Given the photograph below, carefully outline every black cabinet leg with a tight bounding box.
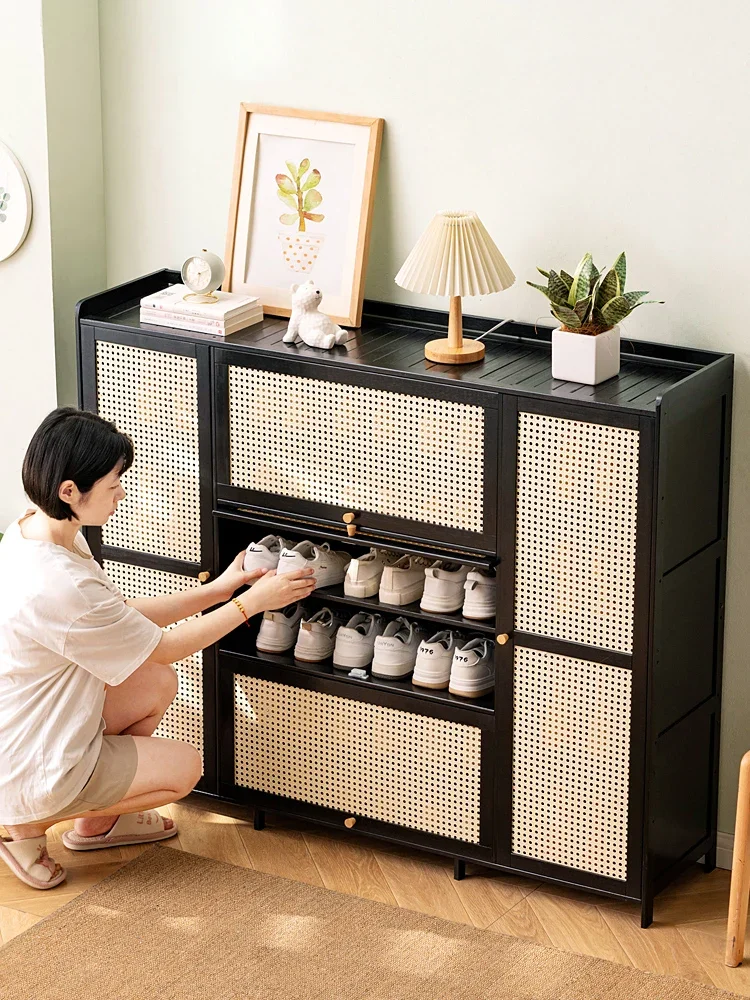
[254,809,266,831]
[640,894,653,928]
[454,858,466,881]
[704,845,717,873]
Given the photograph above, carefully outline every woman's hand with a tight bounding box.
[211,550,269,602]
[238,567,316,615]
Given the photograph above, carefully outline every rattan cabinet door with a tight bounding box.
[103,559,216,793]
[214,351,499,555]
[80,328,212,572]
[496,397,650,897]
[225,664,493,853]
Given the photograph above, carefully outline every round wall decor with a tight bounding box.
[0,140,32,262]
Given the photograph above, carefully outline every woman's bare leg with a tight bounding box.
[5,735,202,841]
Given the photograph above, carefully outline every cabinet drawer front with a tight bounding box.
[221,360,497,550]
[512,646,631,881]
[515,411,639,653]
[234,674,482,843]
[104,560,205,764]
[96,340,201,562]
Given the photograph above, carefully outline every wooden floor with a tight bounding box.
[1,797,747,994]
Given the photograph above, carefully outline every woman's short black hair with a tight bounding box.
[22,407,134,521]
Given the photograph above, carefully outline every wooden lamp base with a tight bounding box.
[425,295,485,365]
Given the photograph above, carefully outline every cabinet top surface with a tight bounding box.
[78,270,732,414]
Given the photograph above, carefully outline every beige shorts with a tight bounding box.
[43,735,139,822]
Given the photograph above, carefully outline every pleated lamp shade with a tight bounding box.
[395,211,515,364]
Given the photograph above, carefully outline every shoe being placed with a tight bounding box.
[276,540,350,589]
[243,535,294,578]
[378,555,431,606]
[333,612,385,670]
[344,548,399,598]
[293,607,347,662]
[462,568,497,620]
[420,561,470,614]
[448,637,495,699]
[256,602,305,654]
[412,630,461,690]
[371,617,427,679]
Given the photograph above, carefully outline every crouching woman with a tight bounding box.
[0,407,315,889]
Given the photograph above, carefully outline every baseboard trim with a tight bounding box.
[699,831,733,870]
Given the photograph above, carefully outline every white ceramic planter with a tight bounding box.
[551,324,621,385]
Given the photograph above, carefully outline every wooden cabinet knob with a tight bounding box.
[342,512,357,536]
[496,633,509,645]
[198,571,211,583]
[344,817,357,829]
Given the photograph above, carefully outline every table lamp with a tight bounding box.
[395,210,515,364]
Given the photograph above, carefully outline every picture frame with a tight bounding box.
[224,104,383,328]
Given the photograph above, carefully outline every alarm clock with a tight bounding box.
[181,250,226,303]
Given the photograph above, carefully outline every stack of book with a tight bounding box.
[140,285,263,336]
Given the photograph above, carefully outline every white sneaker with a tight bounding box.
[256,602,305,653]
[333,612,385,670]
[371,617,426,679]
[293,607,346,662]
[344,548,399,598]
[462,568,496,620]
[448,637,495,698]
[378,555,431,606]
[277,541,350,589]
[412,630,460,690]
[420,561,470,614]
[243,535,294,578]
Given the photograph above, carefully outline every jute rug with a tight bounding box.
[0,847,740,1000]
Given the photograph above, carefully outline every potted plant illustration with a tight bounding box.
[277,158,325,275]
[528,252,662,385]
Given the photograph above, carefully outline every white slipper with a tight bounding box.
[61,810,178,851]
[0,835,66,889]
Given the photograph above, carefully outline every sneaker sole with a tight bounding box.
[420,596,465,613]
[448,684,494,698]
[256,640,295,654]
[461,601,496,620]
[333,651,374,669]
[379,584,424,605]
[344,579,381,598]
[294,652,334,663]
[412,676,450,690]
[371,665,414,679]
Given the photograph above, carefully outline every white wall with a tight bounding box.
[98,0,750,833]
[0,2,57,530]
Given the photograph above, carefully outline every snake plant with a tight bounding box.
[528,252,662,335]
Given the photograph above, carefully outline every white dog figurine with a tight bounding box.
[283,280,348,349]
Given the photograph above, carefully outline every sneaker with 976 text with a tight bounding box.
[448,637,495,699]
[412,630,460,690]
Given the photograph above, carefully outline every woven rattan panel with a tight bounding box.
[104,560,204,762]
[515,412,639,654]
[234,675,482,842]
[228,366,485,533]
[97,341,200,563]
[512,646,632,880]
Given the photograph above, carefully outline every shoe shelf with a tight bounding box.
[305,582,496,637]
[220,630,495,717]
[216,505,496,571]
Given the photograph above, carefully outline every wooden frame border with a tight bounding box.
[223,104,383,328]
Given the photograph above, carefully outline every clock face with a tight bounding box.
[185,257,212,292]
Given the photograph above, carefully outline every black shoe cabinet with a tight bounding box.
[76,269,733,926]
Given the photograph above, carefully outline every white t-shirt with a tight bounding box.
[0,510,164,823]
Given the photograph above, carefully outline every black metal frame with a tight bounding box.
[75,273,733,917]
